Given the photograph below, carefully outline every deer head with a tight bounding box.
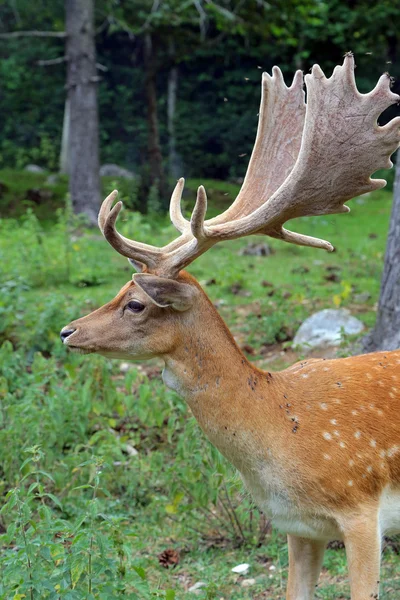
[60,272,204,359]
[61,54,400,361]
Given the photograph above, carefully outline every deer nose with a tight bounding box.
[60,328,76,343]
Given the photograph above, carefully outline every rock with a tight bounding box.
[46,174,60,185]
[231,563,250,575]
[188,582,207,592]
[24,164,46,173]
[239,242,273,256]
[354,292,371,303]
[241,578,256,587]
[124,443,138,457]
[293,309,364,350]
[100,163,135,179]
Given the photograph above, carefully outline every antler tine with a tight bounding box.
[289,68,304,90]
[275,228,335,252]
[169,178,189,233]
[99,193,161,269]
[191,186,209,240]
[98,190,118,233]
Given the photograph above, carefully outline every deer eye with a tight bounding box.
[125,300,145,313]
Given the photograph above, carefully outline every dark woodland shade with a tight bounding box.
[0,0,399,181]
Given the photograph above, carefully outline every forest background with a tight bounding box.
[1,0,399,205]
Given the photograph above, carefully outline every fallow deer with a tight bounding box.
[61,54,400,599]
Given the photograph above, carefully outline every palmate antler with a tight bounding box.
[98,54,400,278]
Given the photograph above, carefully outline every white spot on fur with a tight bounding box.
[323,453,331,460]
[352,410,358,416]
[323,432,332,441]
[348,480,353,487]
[388,446,399,458]
[354,431,361,439]
[339,441,346,448]
[349,460,355,467]
[370,440,377,448]
[330,419,337,425]
[320,403,328,410]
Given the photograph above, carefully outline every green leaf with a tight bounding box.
[133,565,147,581]
[44,492,63,510]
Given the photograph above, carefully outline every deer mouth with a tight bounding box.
[67,345,93,355]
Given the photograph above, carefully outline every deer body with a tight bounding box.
[61,56,400,598]
[162,277,400,543]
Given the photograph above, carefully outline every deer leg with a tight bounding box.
[343,512,381,600]
[286,534,325,600]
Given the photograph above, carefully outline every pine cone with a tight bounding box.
[158,548,180,568]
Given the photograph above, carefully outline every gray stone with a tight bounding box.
[46,174,60,185]
[25,164,46,173]
[241,578,256,587]
[188,582,207,593]
[231,563,250,574]
[293,309,364,350]
[239,242,273,256]
[100,163,135,179]
[354,292,371,303]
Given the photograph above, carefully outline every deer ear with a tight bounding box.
[133,274,197,311]
[128,258,145,273]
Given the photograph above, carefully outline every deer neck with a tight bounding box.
[162,298,274,469]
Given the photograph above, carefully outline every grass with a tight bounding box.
[0,170,399,598]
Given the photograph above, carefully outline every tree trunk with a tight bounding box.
[363,157,400,352]
[143,33,166,209]
[59,97,70,174]
[65,0,100,224]
[167,64,180,180]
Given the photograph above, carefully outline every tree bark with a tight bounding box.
[60,97,70,174]
[143,33,166,209]
[363,157,400,352]
[65,0,100,224]
[167,64,180,180]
